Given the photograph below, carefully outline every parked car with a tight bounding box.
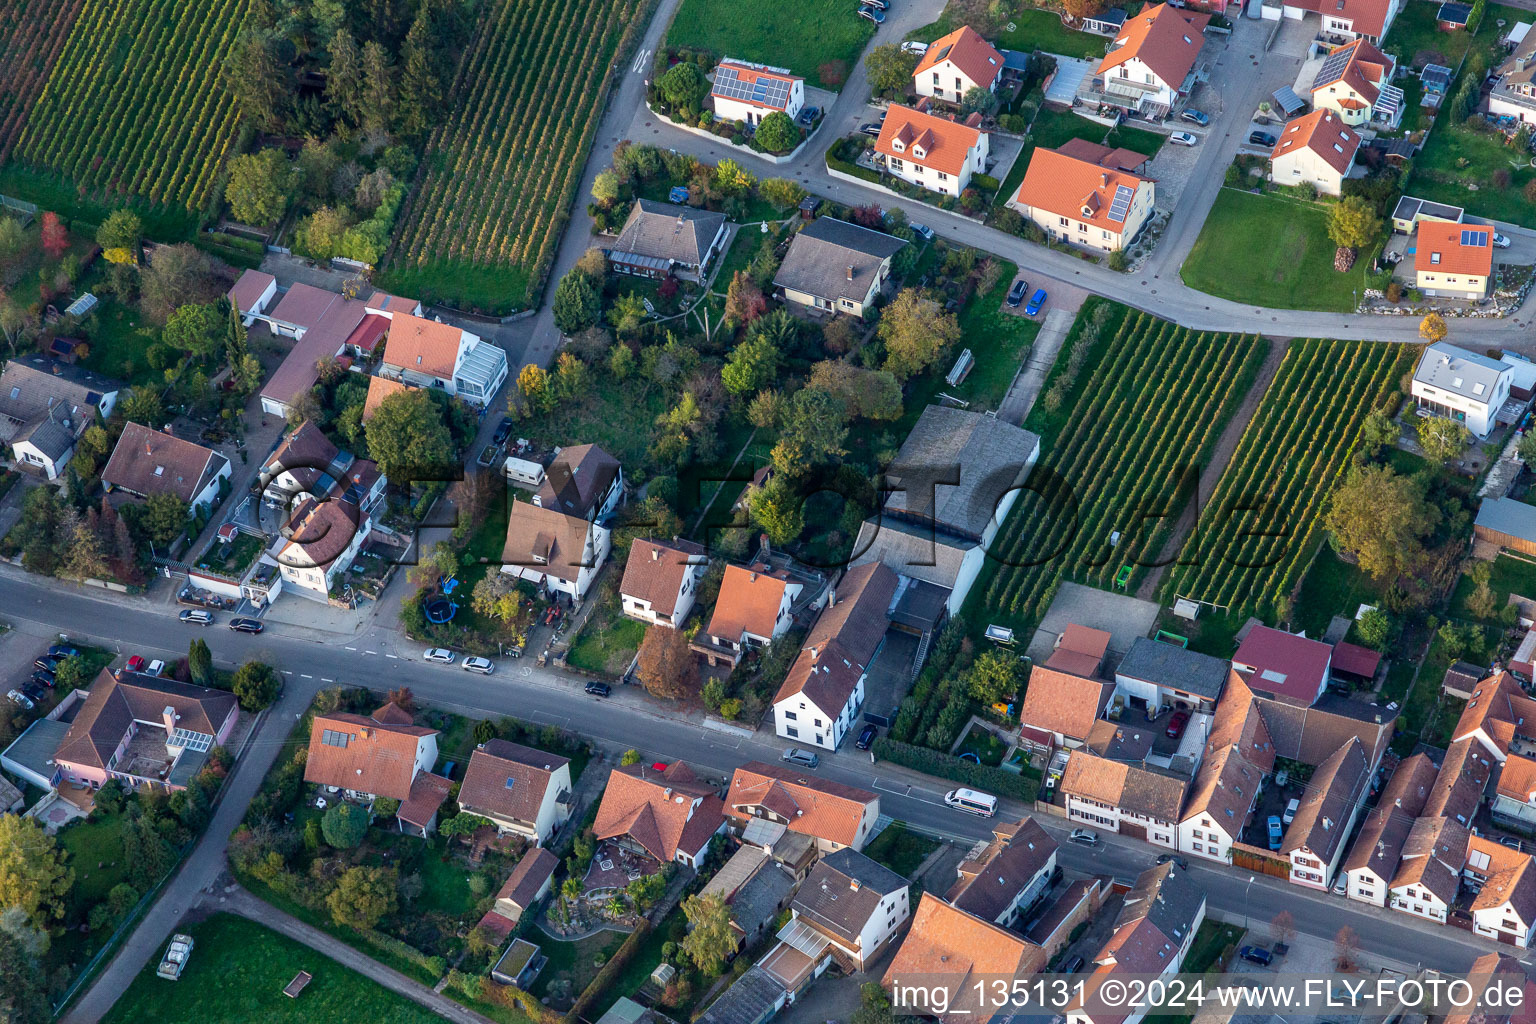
[858,122,882,137]
[798,106,820,126]
[20,682,45,703]
[585,682,612,697]
[911,222,935,242]
[1179,108,1210,126]
[1007,278,1028,307]
[462,656,495,674]
[1062,955,1085,974]
[856,723,878,749]
[1238,946,1274,966]
[863,0,889,9]
[1024,289,1047,316]
[6,691,33,710]
[492,417,514,445]
[126,655,147,672]
[1156,854,1189,869]
[858,5,885,22]
[1283,797,1300,825]
[47,645,79,660]
[901,40,929,55]
[228,617,264,634]
[1332,876,1348,895]
[179,609,214,626]
[1266,815,1283,850]
[1165,710,1190,738]
[1168,131,1198,147]
[1248,130,1277,147]
[781,748,820,769]
[1494,231,1512,249]
[33,656,61,672]
[31,669,55,688]
[423,648,454,664]
[1069,828,1100,846]
[146,660,166,676]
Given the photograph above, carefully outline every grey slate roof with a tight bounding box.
[1116,636,1231,700]
[791,848,907,945]
[610,200,726,267]
[773,218,906,305]
[696,966,785,1024]
[1415,342,1510,405]
[851,517,972,591]
[1477,497,1536,545]
[881,405,1040,541]
[1392,195,1465,222]
[0,357,120,445]
[1116,861,1204,946]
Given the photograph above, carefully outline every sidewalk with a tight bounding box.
[998,304,1077,426]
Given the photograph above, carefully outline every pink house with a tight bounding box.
[52,669,239,791]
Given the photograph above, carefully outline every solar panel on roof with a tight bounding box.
[1461,229,1489,246]
[1107,184,1135,223]
[1311,45,1355,90]
[713,66,791,108]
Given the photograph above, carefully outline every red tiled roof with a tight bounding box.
[361,375,413,424]
[707,563,793,642]
[1097,3,1209,89]
[1416,220,1494,278]
[914,25,1004,90]
[1271,109,1361,176]
[55,669,236,773]
[102,422,226,504]
[277,497,361,571]
[344,313,391,353]
[1285,0,1395,40]
[1331,639,1380,678]
[1312,39,1394,106]
[1017,146,1153,238]
[1232,625,1331,706]
[593,761,724,863]
[398,771,452,827]
[382,312,464,379]
[1020,666,1111,742]
[883,893,1043,1024]
[621,538,707,618]
[1056,137,1151,173]
[229,269,275,314]
[874,104,984,177]
[458,739,569,826]
[725,761,877,848]
[304,706,437,801]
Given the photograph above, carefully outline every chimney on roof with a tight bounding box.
[850,878,861,892]
[847,265,855,281]
[652,546,660,560]
[663,787,672,798]
[1101,172,1109,187]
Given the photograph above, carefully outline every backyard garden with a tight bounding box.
[665,0,875,87]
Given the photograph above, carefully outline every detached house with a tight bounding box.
[620,537,708,628]
[1308,39,1402,128]
[275,497,370,602]
[1270,110,1361,196]
[1013,144,1156,253]
[499,498,611,601]
[535,444,623,521]
[945,818,1057,928]
[1091,3,1209,117]
[1414,342,1514,439]
[883,893,1045,1024]
[725,761,880,852]
[694,563,802,667]
[773,217,907,319]
[783,848,909,972]
[102,422,230,514]
[1281,737,1369,890]
[1342,752,1437,905]
[378,312,508,407]
[592,761,725,869]
[457,739,574,845]
[1415,223,1496,301]
[710,58,805,125]
[913,25,1004,104]
[1020,659,1113,750]
[607,200,728,281]
[874,104,989,198]
[771,563,896,751]
[0,357,121,479]
[1273,0,1399,45]
[304,702,444,809]
[1489,33,1536,124]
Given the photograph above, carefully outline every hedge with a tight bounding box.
[872,738,1039,802]
[826,149,882,186]
[565,920,653,1024]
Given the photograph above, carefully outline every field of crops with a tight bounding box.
[12,0,248,213]
[384,0,645,313]
[0,0,86,163]
[1164,338,1416,619]
[973,308,1265,631]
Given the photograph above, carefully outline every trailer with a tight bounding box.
[157,933,194,980]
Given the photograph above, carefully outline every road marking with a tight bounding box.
[300,674,313,679]
[345,646,357,651]
[385,653,397,659]
[364,650,377,655]
[281,670,293,676]
[631,47,651,73]
[321,678,334,683]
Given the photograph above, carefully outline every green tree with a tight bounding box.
[321,802,370,849]
[609,343,635,380]
[53,655,93,696]
[294,206,352,260]
[1519,430,1536,467]
[0,905,49,959]
[517,363,553,415]
[966,649,1024,705]
[759,178,807,211]
[608,292,648,337]
[721,332,780,397]
[1358,408,1399,457]
[879,289,961,380]
[222,30,289,130]
[960,85,998,116]
[326,28,364,126]
[591,170,622,207]
[681,893,736,975]
[621,749,642,766]
[231,660,281,710]
[61,517,107,581]
[636,626,697,699]
[0,817,73,923]
[0,931,49,1024]
[865,44,919,99]
[772,387,848,477]
[187,638,212,686]
[327,865,398,929]
[1355,608,1393,651]
[552,269,602,335]
[852,982,894,1024]
[138,243,219,324]
[755,111,799,152]
[1323,464,1438,584]
[657,62,708,115]
[96,209,142,252]
[226,148,299,225]
[395,9,441,137]
[138,492,190,549]
[714,158,756,196]
[359,41,395,137]
[1417,415,1470,464]
[748,478,804,546]
[365,387,455,480]
[162,302,224,358]
[807,361,902,420]
[119,387,166,427]
[439,813,493,837]
[1327,195,1381,252]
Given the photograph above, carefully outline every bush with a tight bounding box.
[565,922,653,1024]
[971,173,1000,192]
[872,738,1039,801]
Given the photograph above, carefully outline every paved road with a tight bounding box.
[5,566,1524,1023]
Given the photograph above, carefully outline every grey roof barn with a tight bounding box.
[1116,636,1231,700]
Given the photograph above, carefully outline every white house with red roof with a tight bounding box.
[874,104,989,197]
[1231,625,1332,706]
[1269,0,1400,45]
[1307,39,1401,128]
[913,26,1004,104]
[1013,143,1156,252]
[710,58,804,125]
[1269,110,1360,196]
[1091,3,1210,116]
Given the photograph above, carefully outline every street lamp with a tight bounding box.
[1241,875,1257,933]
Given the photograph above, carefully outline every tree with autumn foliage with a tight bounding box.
[39,213,67,260]
[724,271,766,328]
[635,626,697,699]
[1063,0,1107,22]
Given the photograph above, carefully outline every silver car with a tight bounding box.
[462,656,495,674]
[781,747,820,768]
[423,648,454,664]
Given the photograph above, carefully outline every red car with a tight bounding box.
[1165,710,1190,738]
[126,655,147,672]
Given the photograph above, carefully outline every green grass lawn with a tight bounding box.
[955,725,1010,766]
[862,822,941,878]
[102,914,445,1024]
[0,163,201,242]
[1450,554,1536,623]
[1383,0,1478,67]
[666,0,875,87]
[1180,190,1369,311]
[373,260,534,318]
[1185,921,1245,973]
[79,296,162,385]
[1406,118,1536,229]
[567,611,646,676]
[1292,547,1384,638]
[530,930,627,1003]
[909,7,1108,59]
[58,814,133,909]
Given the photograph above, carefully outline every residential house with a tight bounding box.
[1391,195,1465,234]
[913,25,1005,104]
[1489,32,1536,124]
[1414,343,1513,440]
[694,563,802,667]
[701,845,798,950]
[1281,737,1369,890]
[772,563,897,751]
[252,282,389,418]
[1269,110,1361,196]
[274,496,370,602]
[1466,835,1536,947]
[1021,667,1113,750]
[499,498,612,601]
[1070,863,1205,1024]
[1060,749,1188,848]
[1476,498,1536,558]
[945,818,1058,927]
[1422,737,1496,828]
[102,422,230,513]
[1012,144,1156,253]
[1113,636,1229,715]
[1179,690,1275,863]
[1447,953,1536,1024]
[1307,40,1402,128]
[51,669,238,791]
[457,739,574,845]
[228,269,278,325]
[491,848,559,925]
[535,444,623,520]
[772,217,907,319]
[724,761,880,852]
[1272,0,1399,44]
[874,104,989,197]
[398,771,453,836]
[882,893,1046,1024]
[0,357,121,479]
[1389,817,1469,924]
[607,200,728,280]
[620,538,708,628]
[378,312,508,407]
[1091,3,1210,117]
[592,761,725,869]
[852,406,1040,617]
[1446,671,1536,828]
[710,58,805,124]
[1231,625,1332,707]
[304,702,441,803]
[1342,752,1437,905]
[1415,223,1496,301]
[781,848,909,972]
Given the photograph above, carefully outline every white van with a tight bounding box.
[944,788,997,817]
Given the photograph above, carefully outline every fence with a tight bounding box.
[1230,841,1292,878]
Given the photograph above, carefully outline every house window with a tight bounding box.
[1059,217,1069,226]
[786,726,799,738]
[932,72,940,83]
[955,77,963,90]
[814,718,823,728]
[784,711,797,721]
[889,158,903,171]
[937,172,948,181]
